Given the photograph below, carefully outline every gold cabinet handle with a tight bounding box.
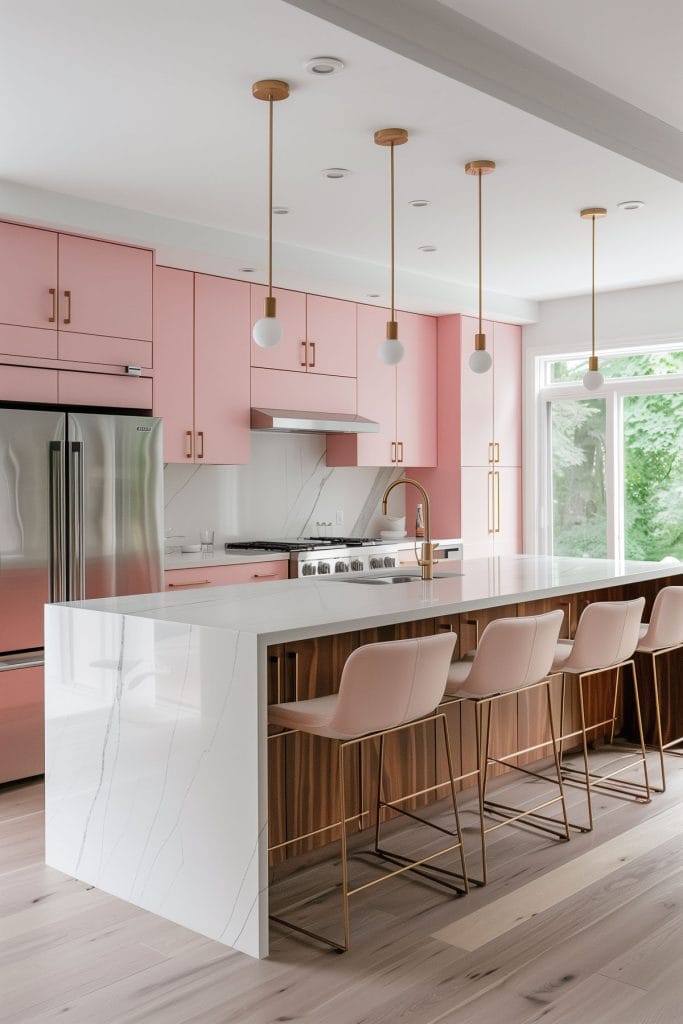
[185,430,193,459]
[63,289,72,325]
[197,431,204,459]
[495,470,501,533]
[300,340,308,367]
[253,572,279,579]
[308,341,316,368]
[168,579,212,588]
[488,441,494,464]
[48,287,56,323]
[494,442,500,463]
[488,470,494,534]
[397,441,404,463]
[391,441,397,463]
[558,599,573,639]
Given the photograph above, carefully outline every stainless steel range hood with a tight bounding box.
[250,408,379,434]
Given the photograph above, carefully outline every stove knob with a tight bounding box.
[350,559,364,572]
[335,561,350,573]
[301,562,317,576]
[317,561,331,574]
[369,556,384,569]
[383,555,396,568]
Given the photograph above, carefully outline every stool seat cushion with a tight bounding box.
[268,694,353,739]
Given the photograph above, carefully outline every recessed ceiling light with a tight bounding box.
[272,206,290,215]
[321,167,351,180]
[366,292,381,298]
[238,267,256,273]
[304,56,345,76]
[418,244,438,253]
[617,200,645,211]
[409,199,431,208]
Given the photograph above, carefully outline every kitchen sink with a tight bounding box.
[334,570,463,585]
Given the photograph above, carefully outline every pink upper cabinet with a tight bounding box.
[327,303,396,467]
[305,295,356,378]
[493,321,522,468]
[0,221,59,358]
[195,274,251,465]
[58,234,153,341]
[154,267,195,463]
[250,285,307,372]
[460,315,494,468]
[396,312,437,467]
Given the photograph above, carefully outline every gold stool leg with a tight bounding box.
[577,673,594,832]
[609,664,621,745]
[652,653,667,792]
[474,701,488,885]
[546,680,570,841]
[630,660,651,803]
[374,733,386,853]
[338,741,351,952]
[440,714,469,894]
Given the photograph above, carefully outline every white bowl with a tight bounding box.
[379,530,408,539]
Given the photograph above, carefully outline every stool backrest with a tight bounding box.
[329,632,456,738]
[561,597,645,673]
[463,609,564,696]
[638,586,683,652]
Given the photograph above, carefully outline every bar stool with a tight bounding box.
[267,632,468,953]
[443,609,568,886]
[631,586,683,792]
[551,597,649,831]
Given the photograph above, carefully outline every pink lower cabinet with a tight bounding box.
[154,268,251,465]
[164,560,288,590]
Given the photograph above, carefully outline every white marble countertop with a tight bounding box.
[69,555,683,645]
[164,550,289,570]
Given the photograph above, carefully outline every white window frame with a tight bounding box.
[535,348,683,559]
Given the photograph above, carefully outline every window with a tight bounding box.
[539,347,683,561]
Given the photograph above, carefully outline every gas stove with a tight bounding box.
[225,537,401,578]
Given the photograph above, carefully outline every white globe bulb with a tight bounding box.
[252,316,283,348]
[582,368,604,391]
[378,337,405,365]
[469,348,492,374]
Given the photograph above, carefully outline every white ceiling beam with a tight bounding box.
[284,0,683,182]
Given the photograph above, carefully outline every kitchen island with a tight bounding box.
[44,555,683,959]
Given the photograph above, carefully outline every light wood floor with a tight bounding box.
[2,751,683,1023]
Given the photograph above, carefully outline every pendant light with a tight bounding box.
[465,160,496,374]
[251,79,290,348]
[581,207,607,391]
[375,128,408,365]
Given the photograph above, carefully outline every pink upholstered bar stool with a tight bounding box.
[268,632,468,953]
[443,610,568,885]
[551,597,649,830]
[633,586,683,791]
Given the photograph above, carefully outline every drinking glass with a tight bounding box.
[200,528,215,554]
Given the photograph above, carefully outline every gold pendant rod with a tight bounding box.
[591,213,596,360]
[390,141,395,320]
[478,169,483,335]
[268,96,273,300]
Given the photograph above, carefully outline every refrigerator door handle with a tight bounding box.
[48,441,66,603]
[68,441,86,601]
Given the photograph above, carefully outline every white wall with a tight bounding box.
[164,432,405,546]
[522,279,683,552]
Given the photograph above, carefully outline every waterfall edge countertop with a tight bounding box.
[63,555,683,645]
[44,555,683,962]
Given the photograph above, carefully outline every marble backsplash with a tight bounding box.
[164,432,405,545]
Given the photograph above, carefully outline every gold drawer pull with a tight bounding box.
[168,579,212,588]
[186,430,193,459]
[300,340,307,367]
[48,287,56,323]
[197,430,205,459]
[308,340,316,367]
[63,289,72,325]
[254,572,279,578]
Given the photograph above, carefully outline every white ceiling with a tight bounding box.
[440,0,683,132]
[0,0,681,312]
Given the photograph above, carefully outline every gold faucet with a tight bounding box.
[381,477,437,581]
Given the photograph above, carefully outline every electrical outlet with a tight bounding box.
[336,509,344,526]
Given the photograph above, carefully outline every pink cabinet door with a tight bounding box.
[0,664,44,783]
[396,311,437,467]
[0,221,58,331]
[493,321,522,468]
[251,367,355,414]
[305,294,356,377]
[165,560,288,589]
[494,466,522,555]
[250,285,307,372]
[0,364,58,404]
[58,234,153,342]
[460,466,494,559]
[57,370,153,409]
[327,304,396,467]
[154,267,195,463]
[195,274,251,465]
[460,315,494,468]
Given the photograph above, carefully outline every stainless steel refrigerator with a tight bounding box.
[0,408,163,783]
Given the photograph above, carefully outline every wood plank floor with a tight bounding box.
[1,750,682,1023]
